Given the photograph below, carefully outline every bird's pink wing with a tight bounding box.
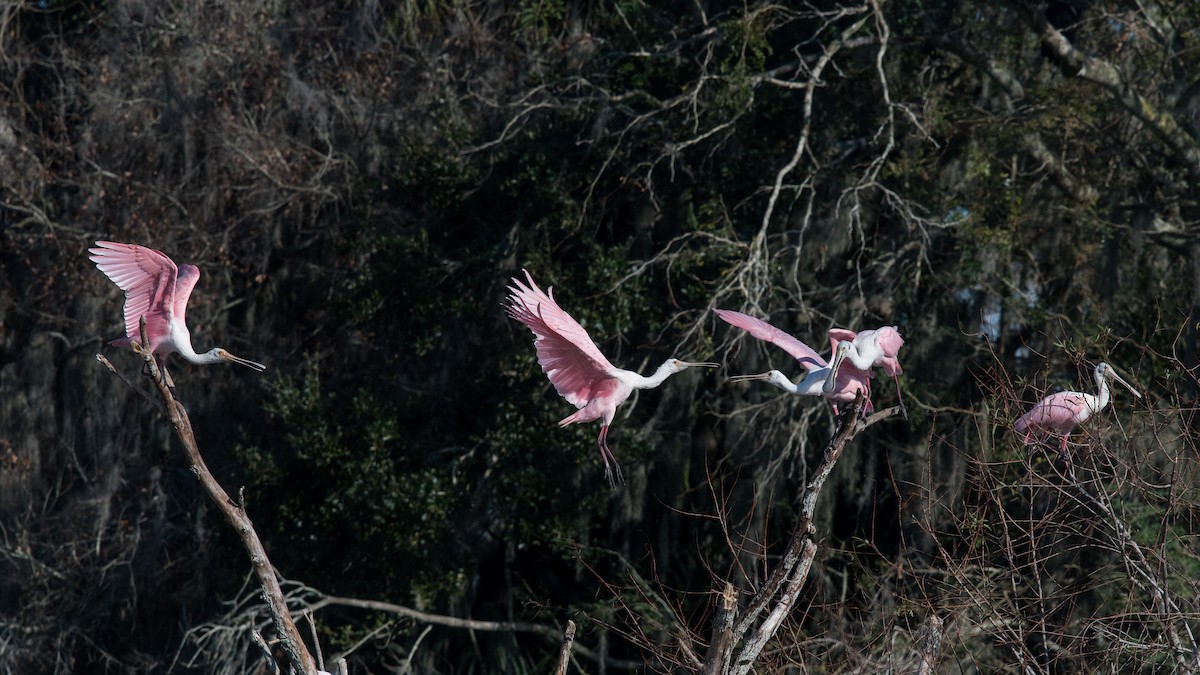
[89,241,179,349]
[872,326,904,375]
[828,328,857,344]
[1015,392,1088,435]
[506,270,618,409]
[715,309,826,370]
[823,335,875,407]
[173,264,201,326]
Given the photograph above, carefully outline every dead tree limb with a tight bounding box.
[916,613,945,675]
[703,393,904,674]
[99,317,318,675]
[554,620,577,675]
[700,584,737,675]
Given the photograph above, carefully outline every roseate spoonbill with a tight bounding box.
[1015,362,1142,450]
[824,327,905,405]
[90,241,267,380]
[715,309,874,415]
[505,270,717,486]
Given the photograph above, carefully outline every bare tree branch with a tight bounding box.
[700,395,903,674]
[554,620,577,675]
[99,318,318,675]
[1027,4,1200,182]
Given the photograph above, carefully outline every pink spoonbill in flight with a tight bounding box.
[90,241,267,380]
[715,309,874,415]
[825,326,905,406]
[1015,362,1141,450]
[506,269,717,486]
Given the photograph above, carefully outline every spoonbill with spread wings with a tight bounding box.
[716,309,874,415]
[90,241,267,378]
[506,270,717,486]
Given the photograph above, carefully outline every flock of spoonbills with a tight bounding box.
[89,242,1143,485]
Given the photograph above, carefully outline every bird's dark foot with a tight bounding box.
[603,460,626,488]
[598,426,625,487]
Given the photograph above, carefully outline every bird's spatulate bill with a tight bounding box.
[728,372,772,383]
[218,350,268,372]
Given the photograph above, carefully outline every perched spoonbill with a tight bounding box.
[506,270,717,486]
[824,327,905,406]
[1015,362,1142,450]
[90,241,267,379]
[716,309,874,415]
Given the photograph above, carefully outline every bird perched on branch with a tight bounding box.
[825,326,905,409]
[716,309,874,415]
[1015,362,1141,450]
[90,241,267,381]
[506,269,717,486]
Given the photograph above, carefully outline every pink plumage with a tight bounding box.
[714,309,825,370]
[505,270,620,413]
[716,309,873,414]
[90,241,266,373]
[827,325,905,411]
[1014,363,1142,450]
[1014,393,1092,448]
[507,269,716,485]
[828,326,904,376]
[90,241,199,354]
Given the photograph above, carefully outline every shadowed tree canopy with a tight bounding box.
[3,0,1200,672]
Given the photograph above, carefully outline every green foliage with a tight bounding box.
[714,14,773,114]
[238,361,463,601]
[515,0,565,46]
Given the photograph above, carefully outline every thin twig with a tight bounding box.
[95,353,165,414]
[250,630,280,675]
[305,592,639,671]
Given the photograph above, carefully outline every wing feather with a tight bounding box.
[89,241,180,350]
[173,265,201,325]
[506,270,618,409]
[867,326,904,375]
[715,309,826,370]
[1015,392,1088,434]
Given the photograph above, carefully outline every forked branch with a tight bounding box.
[703,394,904,674]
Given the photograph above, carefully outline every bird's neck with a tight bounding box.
[626,362,679,389]
[794,370,827,395]
[843,344,874,370]
[178,343,220,365]
[1092,377,1111,412]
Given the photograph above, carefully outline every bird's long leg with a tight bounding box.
[598,425,625,487]
[893,375,907,419]
[158,355,176,390]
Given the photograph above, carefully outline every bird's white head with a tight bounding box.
[1096,362,1141,398]
[823,341,853,394]
[209,348,268,372]
[728,369,794,393]
[665,358,720,373]
[767,369,793,390]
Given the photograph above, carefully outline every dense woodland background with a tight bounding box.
[3,0,1200,672]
